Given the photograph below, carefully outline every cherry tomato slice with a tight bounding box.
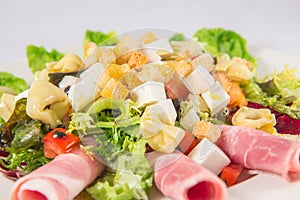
[43,128,80,158]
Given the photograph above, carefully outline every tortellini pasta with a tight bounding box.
[26,70,69,128]
[232,106,276,134]
[140,99,185,153]
[0,93,16,121]
[46,53,82,73]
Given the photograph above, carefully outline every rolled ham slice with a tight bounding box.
[217,125,300,182]
[10,146,104,200]
[147,151,227,200]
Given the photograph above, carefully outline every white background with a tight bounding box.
[0,0,300,66]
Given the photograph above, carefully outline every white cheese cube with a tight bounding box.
[79,62,105,80]
[68,63,105,111]
[182,66,215,94]
[58,76,79,89]
[179,107,200,132]
[201,82,230,115]
[139,44,162,63]
[187,93,210,112]
[130,81,166,107]
[188,137,231,175]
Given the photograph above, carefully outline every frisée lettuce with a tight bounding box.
[68,98,153,200]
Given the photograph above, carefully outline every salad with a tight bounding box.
[1,27,300,200]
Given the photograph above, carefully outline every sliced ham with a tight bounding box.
[10,146,104,200]
[147,151,227,200]
[217,125,300,181]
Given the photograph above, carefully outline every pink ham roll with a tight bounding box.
[10,147,104,200]
[148,151,227,200]
[217,125,300,182]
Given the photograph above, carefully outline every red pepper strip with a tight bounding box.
[43,128,80,158]
[220,163,243,187]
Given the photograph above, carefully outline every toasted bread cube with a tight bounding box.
[164,60,195,78]
[192,121,221,143]
[98,64,130,89]
[128,52,148,68]
[100,78,129,99]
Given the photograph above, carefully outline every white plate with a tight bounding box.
[0,46,300,200]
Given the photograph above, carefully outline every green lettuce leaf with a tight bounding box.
[84,30,119,46]
[241,80,300,119]
[87,175,136,200]
[69,98,153,199]
[87,138,152,200]
[2,145,49,174]
[263,66,300,100]
[169,33,186,41]
[193,28,256,65]
[26,45,64,73]
[0,72,28,96]
[0,98,31,150]
[0,99,50,174]
[255,66,300,117]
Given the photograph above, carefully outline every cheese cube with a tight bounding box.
[201,82,230,115]
[130,81,166,107]
[188,138,231,175]
[183,66,215,94]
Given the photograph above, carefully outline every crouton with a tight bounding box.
[192,121,221,143]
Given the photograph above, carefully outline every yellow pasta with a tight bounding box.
[0,93,16,121]
[140,99,185,153]
[232,106,276,134]
[46,53,82,73]
[26,71,70,128]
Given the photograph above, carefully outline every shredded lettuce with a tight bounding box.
[87,138,152,200]
[0,99,49,174]
[69,98,153,200]
[0,98,31,150]
[258,66,300,103]
[194,28,256,65]
[26,45,64,73]
[242,80,300,119]
[0,72,28,96]
[84,30,119,46]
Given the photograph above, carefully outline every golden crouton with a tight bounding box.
[128,52,148,68]
[164,60,195,78]
[98,64,130,89]
[192,121,221,143]
[100,78,130,99]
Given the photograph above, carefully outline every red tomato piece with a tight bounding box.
[43,128,80,158]
[220,163,244,187]
[178,132,199,155]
